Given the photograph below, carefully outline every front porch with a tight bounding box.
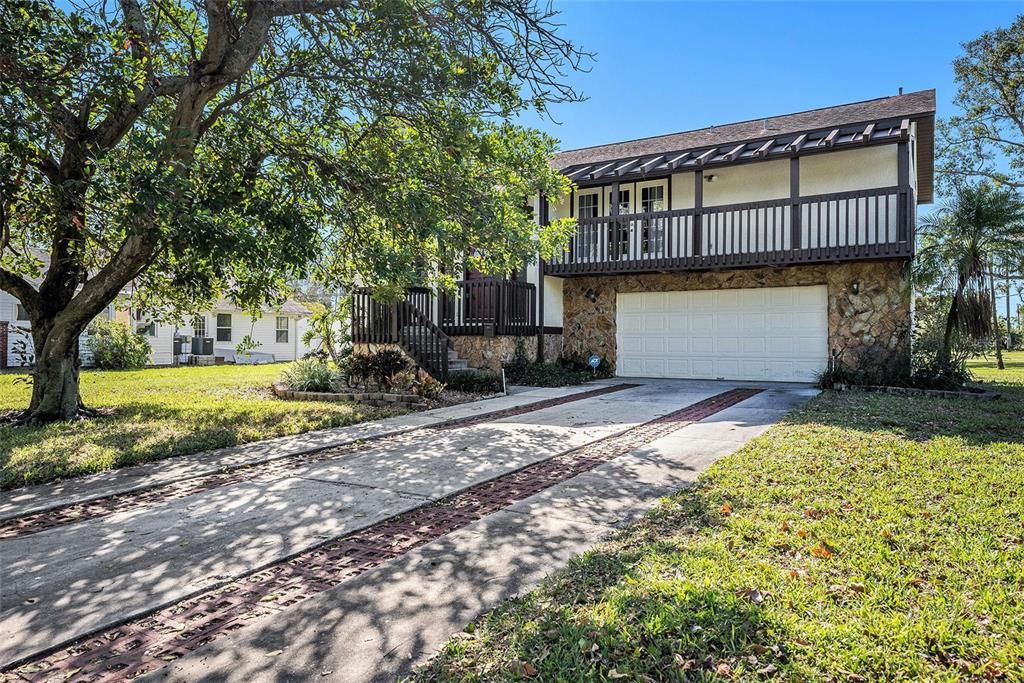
[351,278,541,378]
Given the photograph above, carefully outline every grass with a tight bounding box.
[968,350,1024,386]
[0,364,404,490]
[417,373,1024,680]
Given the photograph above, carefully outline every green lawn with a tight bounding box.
[418,374,1024,680]
[0,364,403,490]
[968,349,1024,386]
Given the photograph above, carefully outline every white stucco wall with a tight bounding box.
[543,275,564,328]
[703,159,790,206]
[800,144,898,196]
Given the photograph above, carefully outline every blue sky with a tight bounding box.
[524,1,1020,153]
[523,1,1023,316]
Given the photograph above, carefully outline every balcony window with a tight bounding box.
[641,185,665,255]
[607,189,630,258]
[577,192,599,218]
[577,192,601,261]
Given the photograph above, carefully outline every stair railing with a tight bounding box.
[352,287,450,380]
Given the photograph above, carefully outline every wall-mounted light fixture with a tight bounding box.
[705,174,719,183]
[851,280,860,295]
[585,288,598,303]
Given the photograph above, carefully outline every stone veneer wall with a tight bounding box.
[451,334,563,373]
[355,336,563,374]
[561,261,911,374]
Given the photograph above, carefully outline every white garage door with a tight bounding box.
[616,285,828,382]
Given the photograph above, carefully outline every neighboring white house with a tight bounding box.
[1,286,313,368]
[128,300,313,365]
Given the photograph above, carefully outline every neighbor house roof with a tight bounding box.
[214,299,312,316]
[553,89,936,202]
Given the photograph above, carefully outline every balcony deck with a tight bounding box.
[544,186,914,276]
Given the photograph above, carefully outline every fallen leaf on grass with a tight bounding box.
[835,667,867,682]
[810,543,835,559]
[797,529,808,539]
[675,654,695,670]
[714,661,733,678]
[508,660,538,678]
[736,587,766,605]
[720,503,733,516]
[779,520,791,532]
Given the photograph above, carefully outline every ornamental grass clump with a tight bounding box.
[280,358,336,392]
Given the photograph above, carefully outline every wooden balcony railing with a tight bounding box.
[351,287,450,379]
[545,185,914,276]
[440,278,536,336]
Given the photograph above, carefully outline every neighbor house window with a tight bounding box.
[192,316,207,338]
[15,304,29,321]
[216,313,232,342]
[276,316,289,343]
[133,308,156,337]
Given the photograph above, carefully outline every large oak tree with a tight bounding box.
[1,0,582,422]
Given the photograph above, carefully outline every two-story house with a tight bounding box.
[352,89,934,383]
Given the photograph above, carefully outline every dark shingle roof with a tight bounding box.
[552,89,935,169]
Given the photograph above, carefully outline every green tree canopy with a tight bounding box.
[0,0,584,421]
[916,182,1024,361]
[938,14,1024,192]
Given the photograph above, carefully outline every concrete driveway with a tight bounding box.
[0,379,816,682]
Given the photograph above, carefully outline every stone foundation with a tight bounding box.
[561,261,911,375]
[450,334,563,372]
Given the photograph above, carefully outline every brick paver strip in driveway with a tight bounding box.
[0,384,637,541]
[2,387,759,682]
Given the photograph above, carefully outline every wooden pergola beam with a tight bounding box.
[694,147,718,166]
[666,152,691,169]
[638,155,666,175]
[725,143,747,161]
[753,139,775,157]
[786,133,808,154]
[588,161,616,179]
[565,165,592,181]
[614,158,641,176]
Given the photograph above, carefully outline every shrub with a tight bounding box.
[414,375,446,399]
[345,349,412,389]
[505,361,592,387]
[560,353,614,379]
[281,358,336,392]
[86,320,152,370]
[445,370,503,394]
[387,369,418,393]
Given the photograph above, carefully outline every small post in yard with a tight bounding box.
[0,321,7,370]
[588,353,601,378]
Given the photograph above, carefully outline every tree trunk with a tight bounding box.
[25,317,89,422]
[942,275,968,366]
[990,268,1005,370]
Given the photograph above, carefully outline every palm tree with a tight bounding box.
[915,182,1024,367]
